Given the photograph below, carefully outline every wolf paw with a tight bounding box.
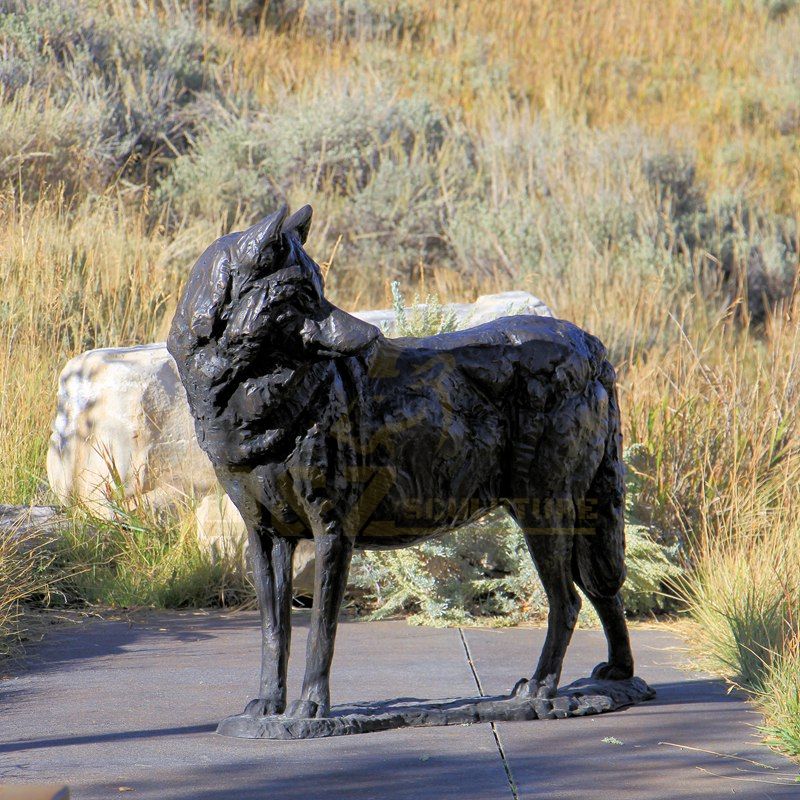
[591,661,634,681]
[285,698,329,719]
[511,677,557,699]
[243,697,284,717]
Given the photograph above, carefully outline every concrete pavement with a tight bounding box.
[1,612,798,799]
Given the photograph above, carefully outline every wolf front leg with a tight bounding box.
[286,529,353,719]
[243,527,296,717]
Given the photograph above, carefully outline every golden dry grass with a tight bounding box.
[448,0,799,210]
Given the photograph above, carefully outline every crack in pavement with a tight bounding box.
[458,627,520,800]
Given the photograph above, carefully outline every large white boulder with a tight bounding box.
[47,290,552,568]
[47,343,217,517]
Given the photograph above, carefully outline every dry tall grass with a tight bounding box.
[1,0,799,756]
[0,192,211,502]
[0,523,55,657]
[631,301,800,757]
[445,1,800,207]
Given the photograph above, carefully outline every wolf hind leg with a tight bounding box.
[511,501,581,699]
[573,568,634,680]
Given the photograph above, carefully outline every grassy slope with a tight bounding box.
[0,0,798,757]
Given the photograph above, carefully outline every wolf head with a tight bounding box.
[168,204,379,387]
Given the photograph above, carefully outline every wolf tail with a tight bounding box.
[573,359,626,598]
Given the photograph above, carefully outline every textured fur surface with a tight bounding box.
[168,205,634,723]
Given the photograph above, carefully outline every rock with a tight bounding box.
[195,493,316,595]
[47,343,217,518]
[355,290,552,333]
[195,493,247,564]
[0,504,68,550]
[456,291,553,326]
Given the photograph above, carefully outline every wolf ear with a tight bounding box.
[235,204,288,266]
[282,204,313,244]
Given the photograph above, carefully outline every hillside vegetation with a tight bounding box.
[0,0,799,758]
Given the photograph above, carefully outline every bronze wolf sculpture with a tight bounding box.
[168,205,633,721]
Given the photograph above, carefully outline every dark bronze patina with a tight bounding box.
[168,205,651,738]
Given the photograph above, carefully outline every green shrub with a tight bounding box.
[0,84,117,196]
[208,0,267,26]
[445,119,797,320]
[0,0,214,193]
[352,512,681,626]
[160,88,471,280]
[446,120,657,281]
[351,511,547,626]
[762,0,800,20]
[389,281,458,336]
[160,90,448,215]
[291,0,423,40]
[693,195,799,322]
[621,525,682,615]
